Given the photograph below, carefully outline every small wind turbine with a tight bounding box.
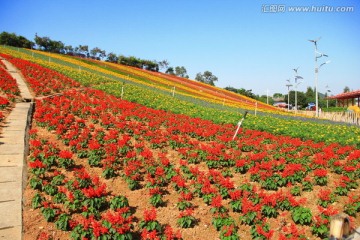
[309,37,321,50]
[293,67,299,74]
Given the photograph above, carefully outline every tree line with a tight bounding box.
[0,31,219,85]
[0,32,34,49]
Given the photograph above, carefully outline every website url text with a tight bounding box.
[262,5,354,13]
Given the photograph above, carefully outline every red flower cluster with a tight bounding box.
[2,54,80,96]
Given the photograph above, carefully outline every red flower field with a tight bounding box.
[1,54,359,239]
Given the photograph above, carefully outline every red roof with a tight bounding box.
[328,89,360,99]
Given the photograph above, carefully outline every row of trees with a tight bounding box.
[165,66,189,78]
[1,32,220,84]
[0,32,34,49]
[224,86,257,99]
[34,34,109,60]
[224,86,272,104]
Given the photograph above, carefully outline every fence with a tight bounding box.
[297,110,360,126]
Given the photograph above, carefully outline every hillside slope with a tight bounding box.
[1,46,360,147]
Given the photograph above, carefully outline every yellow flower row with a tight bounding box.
[25,49,284,113]
[0,47,314,117]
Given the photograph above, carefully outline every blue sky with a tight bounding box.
[1,0,359,96]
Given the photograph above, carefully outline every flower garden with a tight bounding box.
[0,57,20,123]
[0,49,359,239]
[1,46,360,147]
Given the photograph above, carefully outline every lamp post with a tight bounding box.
[293,67,303,112]
[294,81,302,112]
[309,37,330,117]
[318,60,331,112]
[325,85,331,108]
[320,60,330,69]
[286,79,293,111]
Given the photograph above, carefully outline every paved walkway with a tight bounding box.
[0,58,33,240]
[1,60,33,101]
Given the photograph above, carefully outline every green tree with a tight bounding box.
[90,47,106,60]
[34,34,51,51]
[106,52,118,63]
[18,35,34,48]
[52,40,65,53]
[0,32,34,48]
[305,87,315,104]
[258,95,274,105]
[297,92,307,108]
[79,45,89,57]
[64,45,73,54]
[158,60,170,71]
[143,60,159,72]
[343,86,350,93]
[273,93,284,99]
[117,55,158,71]
[224,86,238,93]
[238,88,256,99]
[0,32,18,46]
[224,86,257,99]
[285,91,307,109]
[165,67,175,75]
[195,71,218,86]
[175,66,189,78]
[34,34,64,53]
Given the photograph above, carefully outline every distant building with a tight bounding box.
[328,89,360,107]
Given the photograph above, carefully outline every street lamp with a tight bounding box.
[325,85,331,108]
[293,67,303,112]
[294,80,303,112]
[318,60,331,110]
[309,37,329,117]
[286,79,293,111]
[266,89,270,104]
[320,60,331,69]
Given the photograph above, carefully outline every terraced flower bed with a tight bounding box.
[1,47,360,147]
[24,87,360,239]
[1,49,359,239]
